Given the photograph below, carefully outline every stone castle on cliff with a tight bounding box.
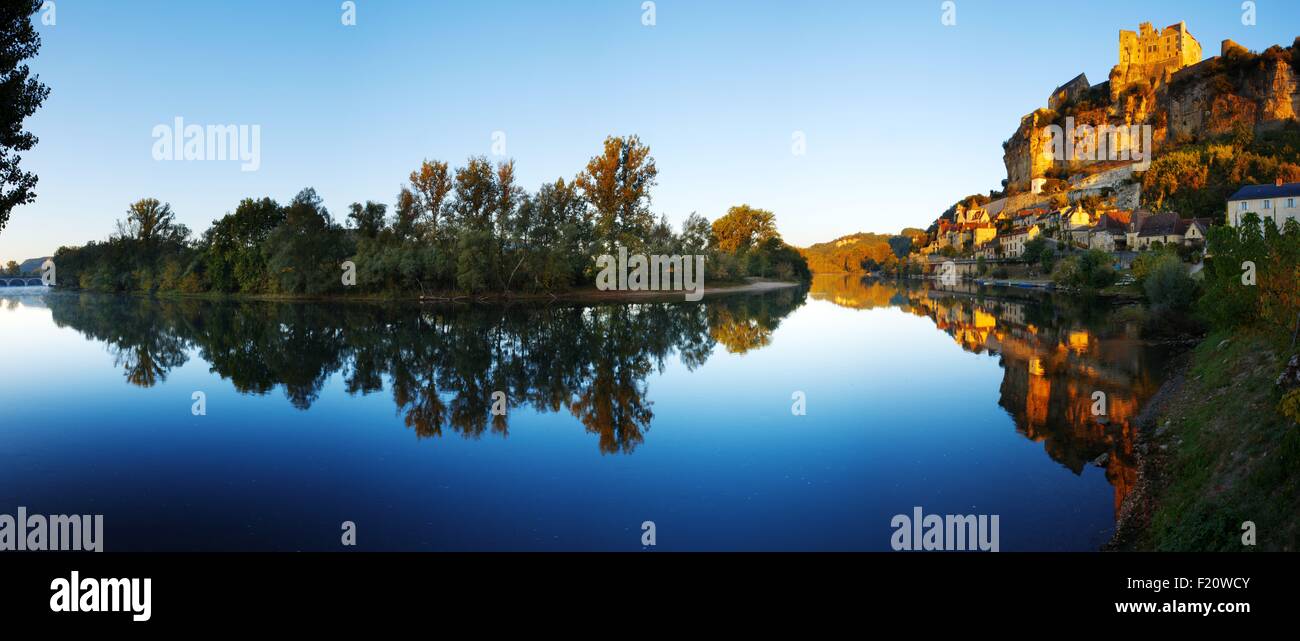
[1113,21,1202,93]
[1048,21,1204,112]
[1004,20,1300,193]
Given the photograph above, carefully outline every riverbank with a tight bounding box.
[37,277,803,304]
[563,277,801,302]
[1108,331,1300,551]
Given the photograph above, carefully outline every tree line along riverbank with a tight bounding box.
[1105,214,1300,551]
[40,136,811,299]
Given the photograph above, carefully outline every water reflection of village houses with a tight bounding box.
[811,275,1171,514]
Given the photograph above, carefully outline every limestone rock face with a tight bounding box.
[1003,110,1055,190]
[1005,55,1299,191]
[1002,103,1156,192]
[1259,59,1298,126]
[1167,58,1296,140]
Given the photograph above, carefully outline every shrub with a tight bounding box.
[1052,249,1117,290]
[1132,245,1179,285]
[1023,238,1056,272]
[1278,388,1300,425]
[1143,255,1198,312]
[1051,256,1080,287]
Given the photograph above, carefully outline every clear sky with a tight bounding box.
[2,0,1297,262]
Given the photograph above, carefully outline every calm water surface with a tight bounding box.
[0,276,1173,550]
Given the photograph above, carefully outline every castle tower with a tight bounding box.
[1111,21,1202,98]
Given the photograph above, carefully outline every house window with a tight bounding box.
[1264,200,1271,210]
[1289,198,1296,208]
[1240,201,1248,211]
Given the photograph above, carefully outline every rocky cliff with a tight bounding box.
[1003,39,1300,191]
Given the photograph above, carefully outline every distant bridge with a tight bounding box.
[0,278,47,287]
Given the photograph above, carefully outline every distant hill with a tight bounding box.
[798,230,925,273]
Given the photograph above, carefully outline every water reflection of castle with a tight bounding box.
[811,275,1167,513]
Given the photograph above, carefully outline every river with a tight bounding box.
[0,275,1174,550]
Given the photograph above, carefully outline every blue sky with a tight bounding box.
[2,0,1297,262]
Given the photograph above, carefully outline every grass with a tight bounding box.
[1139,330,1300,551]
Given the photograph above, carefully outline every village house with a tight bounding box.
[1087,210,1132,252]
[1126,211,1212,250]
[945,226,961,249]
[1014,208,1047,229]
[983,198,1009,224]
[1181,217,1211,246]
[1059,205,1096,246]
[1127,211,1178,249]
[1037,209,1063,235]
[955,203,991,225]
[1001,225,1041,258]
[1226,179,1300,228]
[967,223,997,248]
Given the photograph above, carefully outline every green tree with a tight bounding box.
[494,159,524,287]
[393,187,421,241]
[266,188,350,295]
[1143,254,1197,312]
[1052,249,1117,290]
[347,201,387,239]
[0,1,50,236]
[679,212,712,255]
[523,177,592,289]
[202,197,282,293]
[119,198,184,246]
[1023,237,1057,272]
[450,157,502,290]
[887,236,913,262]
[453,156,499,234]
[1198,213,1264,330]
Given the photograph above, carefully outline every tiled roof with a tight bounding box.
[983,199,1009,218]
[1177,217,1212,234]
[1050,73,1090,98]
[1136,212,1187,237]
[1091,212,1130,233]
[1228,182,1300,201]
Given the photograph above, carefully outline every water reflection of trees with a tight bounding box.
[44,289,805,454]
[810,275,1172,513]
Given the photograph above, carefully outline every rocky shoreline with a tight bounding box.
[1104,349,1192,551]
